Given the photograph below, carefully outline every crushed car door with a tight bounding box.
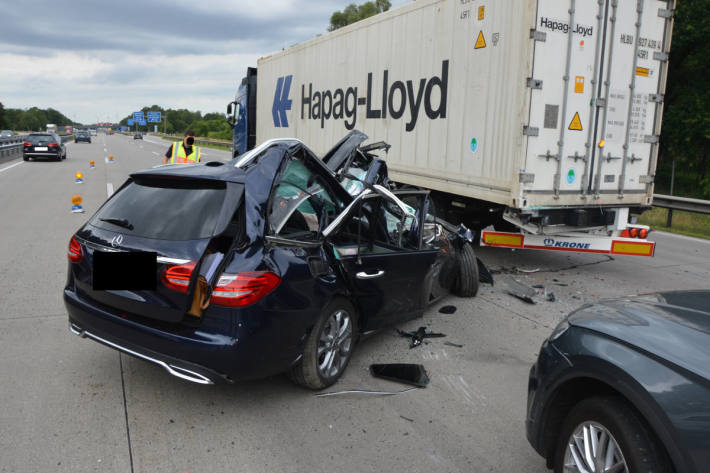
[323,188,440,330]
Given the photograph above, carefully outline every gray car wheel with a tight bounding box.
[554,396,671,473]
[289,298,357,390]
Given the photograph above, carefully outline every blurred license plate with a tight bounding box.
[93,251,157,290]
[35,146,48,151]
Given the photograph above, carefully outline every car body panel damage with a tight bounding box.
[64,131,477,389]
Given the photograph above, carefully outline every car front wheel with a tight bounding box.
[289,298,357,390]
[554,396,671,473]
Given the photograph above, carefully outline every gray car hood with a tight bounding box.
[568,291,710,381]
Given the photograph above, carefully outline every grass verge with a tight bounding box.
[633,207,710,240]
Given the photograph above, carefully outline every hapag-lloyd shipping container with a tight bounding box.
[232,0,676,256]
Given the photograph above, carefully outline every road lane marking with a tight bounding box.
[152,151,159,155]
[0,161,23,173]
[107,182,114,197]
[654,230,710,245]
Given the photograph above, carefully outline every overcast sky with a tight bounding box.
[0,0,408,124]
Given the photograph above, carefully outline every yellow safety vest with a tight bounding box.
[169,142,202,164]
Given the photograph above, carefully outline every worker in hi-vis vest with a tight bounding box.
[162,130,202,164]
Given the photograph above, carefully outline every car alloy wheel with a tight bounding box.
[563,421,628,473]
[317,309,353,379]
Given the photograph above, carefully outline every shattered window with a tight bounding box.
[270,156,342,241]
[332,195,421,256]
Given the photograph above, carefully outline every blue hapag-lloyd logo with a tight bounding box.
[544,238,591,249]
[272,75,293,127]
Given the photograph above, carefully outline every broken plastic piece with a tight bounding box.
[438,305,457,314]
[370,363,430,387]
[516,267,540,273]
[502,276,537,304]
[477,257,494,285]
[315,387,418,397]
[397,327,446,348]
[547,292,556,302]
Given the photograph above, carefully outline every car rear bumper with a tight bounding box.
[64,288,300,384]
[69,321,222,384]
[24,152,61,158]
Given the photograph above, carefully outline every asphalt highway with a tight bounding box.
[1,133,708,472]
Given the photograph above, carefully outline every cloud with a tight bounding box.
[0,0,410,123]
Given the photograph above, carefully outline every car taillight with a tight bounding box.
[23,142,32,147]
[162,261,197,293]
[211,271,281,307]
[49,142,59,148]
[68,236,83,263]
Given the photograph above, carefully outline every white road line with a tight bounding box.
[0,161,23,173]
[107,182,114,197]
[654,230,710,245]
[152,151,159,155]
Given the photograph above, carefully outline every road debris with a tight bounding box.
[477,257,494,285]
[516,267,540,273]
[502,276,537,304]
[444,341,464,348]
[370,363,430,387]
[547,292,556,302]
[396,327,446,348]
[400,415,415,422]
[315,387,419,397]
[438,305,457,314]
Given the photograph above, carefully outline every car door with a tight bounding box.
[324,188,440,330]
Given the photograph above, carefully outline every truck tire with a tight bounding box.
[289,298,358,390]
[454,242,479,297]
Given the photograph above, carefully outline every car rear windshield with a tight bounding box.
[27,134,54,144]
[89,179,227,240]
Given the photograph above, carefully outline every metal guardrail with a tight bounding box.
[152,133,232,148]
[653,194,710,214]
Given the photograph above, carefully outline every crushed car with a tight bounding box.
[64,134,478,389]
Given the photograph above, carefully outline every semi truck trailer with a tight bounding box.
[228,0,676,257]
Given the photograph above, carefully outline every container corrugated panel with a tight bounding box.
[257,0,673,210]
[522,0,674,209]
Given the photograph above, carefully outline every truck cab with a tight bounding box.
[229,67,257,158]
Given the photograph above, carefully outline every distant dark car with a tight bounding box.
[526,291,710,473]
[133,133,142,140]
[23,133,66,161]
[75,132,91,143]
[65,136,477,389]
[1,130,13,138]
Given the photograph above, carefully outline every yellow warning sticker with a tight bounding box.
[478,6,485,20]
[636,67,650,77]
[574,76,584,94]
[568,112,583,131]
[475,31,487,49]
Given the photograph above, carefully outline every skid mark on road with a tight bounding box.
[420,348,450,361]
[439,374,487,408]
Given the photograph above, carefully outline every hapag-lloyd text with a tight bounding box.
[301,60,449,131]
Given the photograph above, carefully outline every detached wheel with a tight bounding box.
[554,396,671,473]
[454,242,479,297]
[289,298,357,390]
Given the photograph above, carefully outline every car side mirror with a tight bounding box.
[227,103,232,115]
